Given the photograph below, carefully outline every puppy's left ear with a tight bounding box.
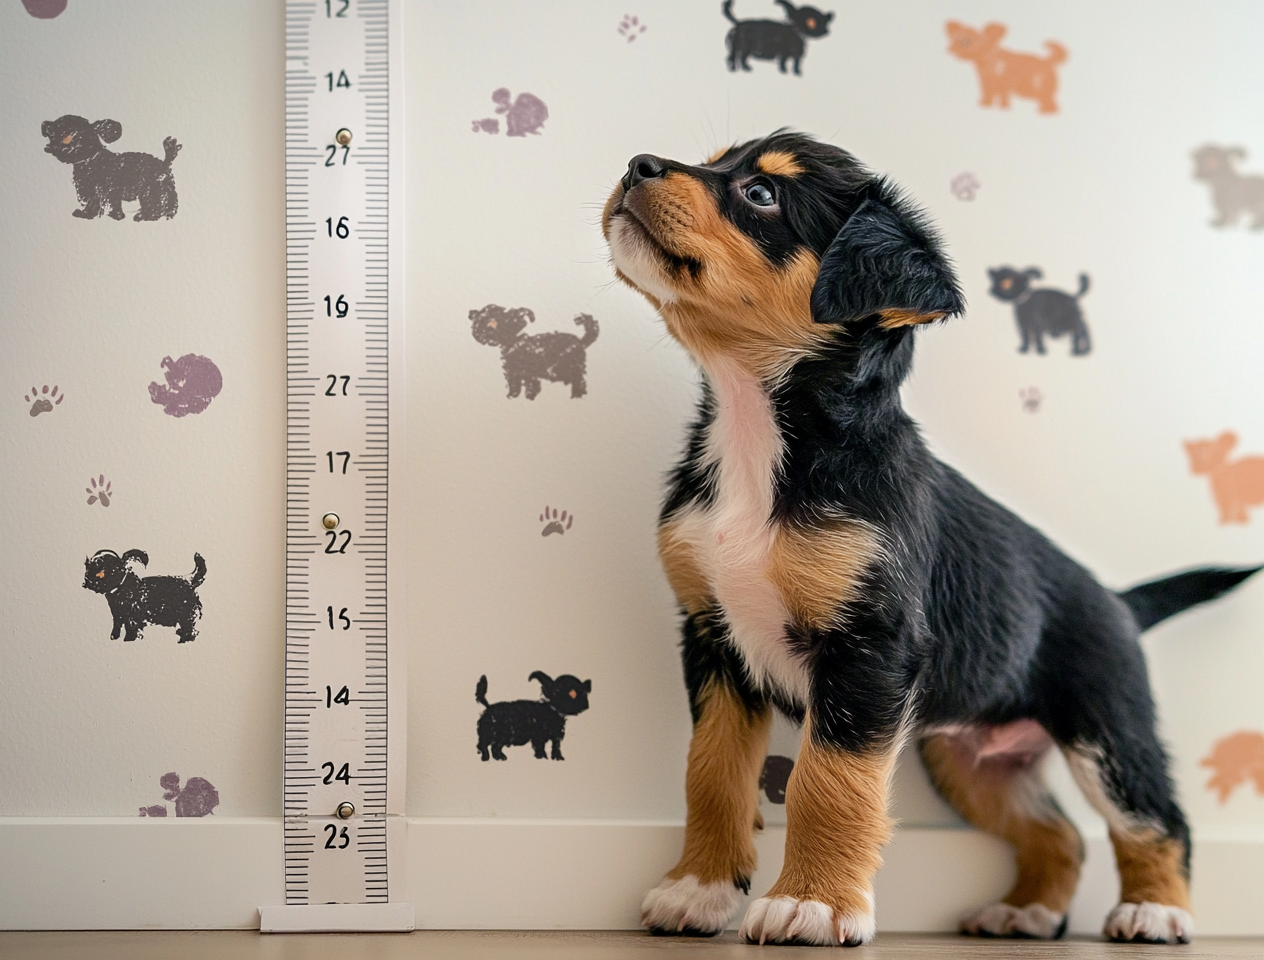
[583,679,592,693]
[810,195,964,328]
[92,119,122,143]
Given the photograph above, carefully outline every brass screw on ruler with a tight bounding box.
[335,128,352,146]
[322,513,340,530]
[336,801,355,820]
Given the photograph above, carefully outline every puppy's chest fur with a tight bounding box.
[663,358,880,706]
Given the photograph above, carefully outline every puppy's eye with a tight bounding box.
[97,570,105,578]
[743,182,776,207]
[62,134,75,144]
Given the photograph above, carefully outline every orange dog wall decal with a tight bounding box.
[1201,731,1264,804]
[945,21,1067,115]
[1184,431,1264,525]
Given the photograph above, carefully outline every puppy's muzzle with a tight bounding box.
[622,154,668,192]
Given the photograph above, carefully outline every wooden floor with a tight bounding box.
[2,931,1262,959]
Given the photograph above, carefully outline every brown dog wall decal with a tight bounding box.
[1184,431,1264,524]
[1201,732,1264,804]
[945,21,1067,114]
[1192,145,1264,230]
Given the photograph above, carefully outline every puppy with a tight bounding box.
[602,131,1258,945]
[988,266,1091,356]
[723,0,833,76]
[41,115,180,221]
[945,21,1066,114]
[1191,145,1264,230]
[475,671,591,761]
[470,304,599,399]
[83,549,207,643]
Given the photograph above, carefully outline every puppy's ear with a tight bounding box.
[810,195,964,328]
[583,679,592,693]
[1023,267,1043,280]
[122,549,149,567]
[93,119,122,143]
[528,670,554,689]
[982,22,1007,42]
[42,120,54,137]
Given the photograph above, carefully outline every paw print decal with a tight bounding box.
[540,506,573,537]
[951,172,980,201]
[25,384,64,417]
[86,475,112,507]
[618,15,647,42]
[1020,387,1043,412]
[138,771,219,817]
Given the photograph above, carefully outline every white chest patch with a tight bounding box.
[672,357,811,706]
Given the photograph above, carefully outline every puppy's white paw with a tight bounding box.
[960,902,1066,939]
[640,874,741,936]
[739,894,876,946]
[1104,901,1193,943]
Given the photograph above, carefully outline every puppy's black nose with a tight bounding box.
[623,154,667,192]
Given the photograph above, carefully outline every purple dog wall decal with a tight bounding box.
[138,772,220,817]
[149,354,222,417]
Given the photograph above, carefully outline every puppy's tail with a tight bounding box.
[722,0,738,25]
[1074,273,1090,299]
[573,313,599,347]
[1120,566,1261,631]
[1044,40,1068,65]
[189,553,207,588]
[162,137,182,167]
[475,675,490,708]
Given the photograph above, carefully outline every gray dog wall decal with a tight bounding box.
[722,0,834,76]
[1192,144,1264,230]
[470,305,599,399]
[987,266,1092,356]
[149,354,222,417]
[41,115,180,221]
[82,549,207,643]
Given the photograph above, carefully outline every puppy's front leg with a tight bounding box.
[641,615,770,936]
[740,715,895,946]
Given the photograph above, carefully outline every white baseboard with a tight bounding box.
[3,817,1262,935]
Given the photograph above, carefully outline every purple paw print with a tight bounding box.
[472,89,548,138]
[139,771,219,817]
[149,354,222,417]
[951,172,980,201]
[618,14,647,42]
[1020,387,1043,413]
[540,506,573,537]
[22,0,67,17]
[86,475,112,507]
[25,384,64,417]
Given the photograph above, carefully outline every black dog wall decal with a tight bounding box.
[41,115,180,221]
[722,0,833,75]
[475,671,591,761]
[988,266,1092,356]
[470,304,599,399]
[760,755,795,804]
[82,549,206,643]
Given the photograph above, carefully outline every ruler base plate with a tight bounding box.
[260,902,416,933]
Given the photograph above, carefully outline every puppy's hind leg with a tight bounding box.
[921,732,1080,939]
[641,612,770,937]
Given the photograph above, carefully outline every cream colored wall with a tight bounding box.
[1,0,1262,851]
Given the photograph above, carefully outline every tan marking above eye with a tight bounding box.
[1001,278,1012,288]
[62,133,75,144]
[568,690,576,698]
[756,151,805,177]
[96,570,105,578]
[705,146,731,165]
[806,17,816,28]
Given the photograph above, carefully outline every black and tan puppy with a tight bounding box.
[602,131,1258,946]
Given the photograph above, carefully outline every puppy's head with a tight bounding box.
[987,266,1040,302]
[42,115,120,164]
[603,131,962,377]
[83,550,126,594]
[945,21,1005,61]
[530,671,592,716]
[470,305,532,346]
